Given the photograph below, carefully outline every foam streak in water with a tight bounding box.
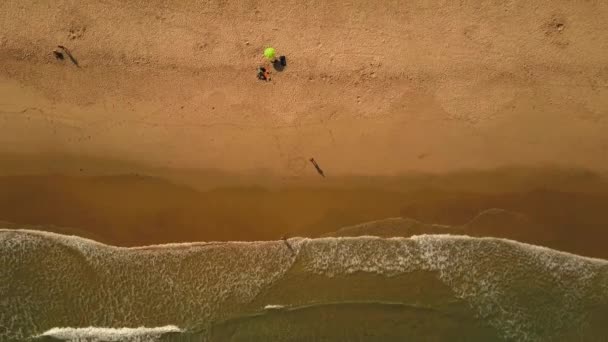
[35,325,182,341]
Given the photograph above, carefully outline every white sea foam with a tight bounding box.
[35,325,182,342]
[302,234,608,341]
[264,304,286,310]
[0,229,300,341]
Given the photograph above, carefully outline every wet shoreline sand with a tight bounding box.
[1,162,607,259]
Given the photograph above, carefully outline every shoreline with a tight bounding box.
[1,165,607,259]
[4,227,608,264]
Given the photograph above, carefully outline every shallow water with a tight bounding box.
[2,227,607,341]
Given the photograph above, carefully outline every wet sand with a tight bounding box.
[1,165,607,259]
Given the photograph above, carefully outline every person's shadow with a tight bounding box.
[273,56,286,72]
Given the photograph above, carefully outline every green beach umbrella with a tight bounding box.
[264,47,276,60]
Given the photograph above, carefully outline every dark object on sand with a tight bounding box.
[257,67,266,80]
[273,55,287,71]
[53,50,64,60]
[57,45,79,67]
[309,158,325,177]
[257,66,270,81]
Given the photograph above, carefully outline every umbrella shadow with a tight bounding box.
[273,56,287,72]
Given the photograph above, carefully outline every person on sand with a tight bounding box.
[257,66,271,81]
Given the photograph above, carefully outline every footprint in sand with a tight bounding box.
[67,25,86,40]
[543,17,569,48]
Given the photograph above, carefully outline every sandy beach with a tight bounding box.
[1,0,607,172]
[1,0,608,251]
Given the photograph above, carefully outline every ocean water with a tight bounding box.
[1,228,607,341]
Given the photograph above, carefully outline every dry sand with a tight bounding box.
[2,0,607,174]
[1,1,608,252]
